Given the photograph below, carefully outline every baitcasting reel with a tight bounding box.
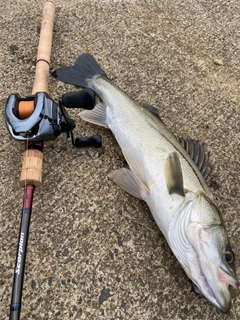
[4,89,102,148]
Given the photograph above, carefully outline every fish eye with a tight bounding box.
[225,251,234,264]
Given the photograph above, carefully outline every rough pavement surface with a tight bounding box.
[0,0,239,319]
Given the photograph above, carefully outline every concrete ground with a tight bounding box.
[0,0,239,319]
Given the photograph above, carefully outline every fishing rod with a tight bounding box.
[4,1,101,319]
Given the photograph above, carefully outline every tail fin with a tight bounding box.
[52,53,105,87]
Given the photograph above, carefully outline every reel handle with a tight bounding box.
[61,90,102,149]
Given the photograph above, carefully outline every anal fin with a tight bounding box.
[79,102,108,127]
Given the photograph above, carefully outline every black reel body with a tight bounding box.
[5,89,102,148]
[5,92,75,141]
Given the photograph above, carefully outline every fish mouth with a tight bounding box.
[228,283,239,299]
[192,263,239,313]
[193,282,230,313]
[219,262,240,298]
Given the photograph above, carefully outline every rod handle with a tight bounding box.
[20,0,55,188]
[32,0,55,95]
[19,149,43,188]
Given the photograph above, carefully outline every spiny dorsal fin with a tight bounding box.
[164,152,184,196]
[177,137,212,183]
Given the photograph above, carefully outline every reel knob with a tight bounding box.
[75,135,102,148]
[62,88,95,110]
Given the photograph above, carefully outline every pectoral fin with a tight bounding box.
[165,152,184,196]
[109,168,150,200]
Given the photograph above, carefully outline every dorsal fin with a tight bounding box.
[140,103,161,120]
[177,137,212,183]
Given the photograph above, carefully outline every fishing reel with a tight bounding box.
[4,89,102,148]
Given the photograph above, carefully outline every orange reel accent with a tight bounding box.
[18,101,35,119]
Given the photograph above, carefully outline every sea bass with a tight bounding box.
[53,53,239,312]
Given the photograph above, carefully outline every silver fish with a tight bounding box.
[53,53,239,312]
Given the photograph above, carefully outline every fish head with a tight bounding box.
[185,192,239,312]
[170,191,239,313]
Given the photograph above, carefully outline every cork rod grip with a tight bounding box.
[19,0,55,188]
[32,0,55,95]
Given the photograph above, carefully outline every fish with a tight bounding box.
[52,53,239,313]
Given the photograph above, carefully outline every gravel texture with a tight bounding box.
[0,0,239,319]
